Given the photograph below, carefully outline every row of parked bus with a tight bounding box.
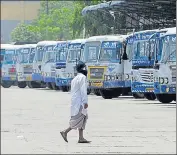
[1,27,176,103]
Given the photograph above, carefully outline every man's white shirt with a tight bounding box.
[70,73,88,116]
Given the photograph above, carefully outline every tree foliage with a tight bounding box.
[11,0,118,42]
[11,23,42,42]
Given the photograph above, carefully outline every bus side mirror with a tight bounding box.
[38,65,41,70]
[122,44,128,60]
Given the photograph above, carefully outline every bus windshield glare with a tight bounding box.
[67,44,81,62]
[133,40,150,59]
[29,48,35,63]
[84,42,100,62]
[4,50,15,63]
[161,35,176,63]
[99,41,121,61]
[56,46,67,62]
[19,48,30,63]
[36,46,45,62]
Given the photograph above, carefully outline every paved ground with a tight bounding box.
[1,87,176,154]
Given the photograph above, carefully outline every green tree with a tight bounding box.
[11,0,111,42]
[11,23,42,42]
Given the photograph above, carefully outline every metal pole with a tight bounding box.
[46,0,49,39]
[46,0,49,15]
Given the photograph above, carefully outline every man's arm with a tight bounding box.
[80,76,88,108]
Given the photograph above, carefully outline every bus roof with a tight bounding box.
[1,44,14,49]
[2,45,24,50]
[36,41,57,46]
[44,42,58,47]
[69,39,87,44]
[20,44,37,48]
[56,41,68,44]
[85,35,128,42]
[161,27,176,36]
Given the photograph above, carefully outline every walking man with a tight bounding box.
[60,61,90,143]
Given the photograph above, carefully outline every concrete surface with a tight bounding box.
[1,87,176,154]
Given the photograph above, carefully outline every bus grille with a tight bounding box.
[24,66,33,74]
[8,68,16,75]
[89,67,104,80]
[172,68,176,82]
[51,71,55,77]
[140,71,154,83]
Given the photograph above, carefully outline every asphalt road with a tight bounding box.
[1,87,176,154]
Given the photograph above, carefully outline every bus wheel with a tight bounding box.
[111,88,121,98]
[173,95,176,101]
[17,81,27,88]
[61,86,69,92]
[94,89,101,96]
[133,93,144,99]
[27,81,32,88]
[87,88,91,95]
[47,83,53,90]
[28,81,41,88]
[1,81,12,88]
[99,89,112,99]
[51,82,60,90]
[144,93,156,100]
[156,94,174,103]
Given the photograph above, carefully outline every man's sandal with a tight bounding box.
[60,131,68,143]
[78,139,91,143]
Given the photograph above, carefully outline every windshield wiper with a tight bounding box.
[45,59,55,63]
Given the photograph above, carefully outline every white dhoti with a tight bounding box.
[69,106,88,130]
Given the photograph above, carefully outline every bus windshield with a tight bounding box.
[56,47,68,62]
[19,48,30,63]
[161,35,176,63]
[29,48,35,63]
[84,42,100,62]
[43,45,56,63]
[67,44,81,62]
[36,46,45,62]
[99,41,121,62]
[133,40,150,59]
[1,49,5,63]
[4,50,15,63]
[126,43,133,60]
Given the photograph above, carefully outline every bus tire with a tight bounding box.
[87,88,91,95]
[17,81,27,88]
[144,93,156,100]
[27,81,32,88]
[51,82,60,90]
[61,86,69,92]
[28,81,41,88]
[99,89,112,99]
[47,82,53,90]
[156,94,174,103]
[133,93,144,99]
[1,81,12,88]
[94,89,101,96]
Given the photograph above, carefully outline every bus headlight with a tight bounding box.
[104,75,111,81]
[67,73,72,78]
[164,77,169,84]
[18,72,22,76]
[159,77,164,84]
[166,87,169,92]
[125,74,129,79]
[132,76,138,82]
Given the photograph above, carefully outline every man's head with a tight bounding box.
[76,61,87,77]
